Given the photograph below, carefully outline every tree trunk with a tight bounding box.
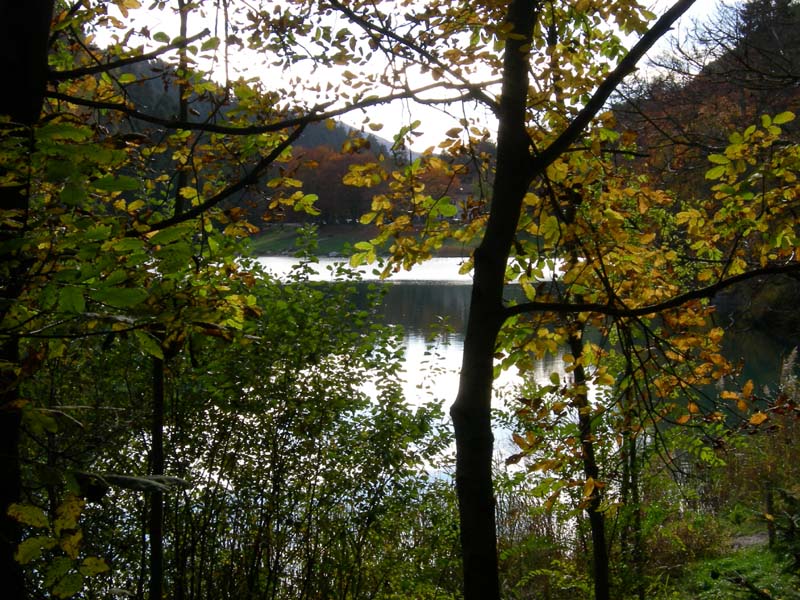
[0,2,55,597]
[569,332,610,600]
[450,4,697,597]
[451,2,538,598]
[149,356,165,600]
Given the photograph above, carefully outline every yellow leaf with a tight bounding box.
[60,530,83,560]
[583,477,595,499]
[742,379,754,398]
[749,412,768,426]
[687,402,699,414]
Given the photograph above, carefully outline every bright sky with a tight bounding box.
[95,0,734,150]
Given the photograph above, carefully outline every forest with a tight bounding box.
[1,0,800,599]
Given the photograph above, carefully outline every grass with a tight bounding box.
[662,544,800,599]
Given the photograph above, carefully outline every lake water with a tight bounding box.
[257,256,796,414]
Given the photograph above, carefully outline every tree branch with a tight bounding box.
[45,88,421,135]
[503,263,800,319]
[48,29,211,81]
[135,124,307,234]
[530,0,698,171]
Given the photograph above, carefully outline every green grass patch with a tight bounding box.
[663,544,799,599]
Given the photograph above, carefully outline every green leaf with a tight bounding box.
[773,111,795,125]
[79,556,110,577]
[149,227,189,246]
[133,330,164,360]
[60,182,87,206]
[118,73,136,84]
[153,31,170,43]
[52,572,84,599]
[705,165,727,180]
[201,37,220,51]
[59,286,85,314]
[38,122,92,142]
[8,503,50,529]
[707,154,730,165]
[14,536,58,564]
[91,176,139,192]
[89,287,148,308]
[44,557,74,588]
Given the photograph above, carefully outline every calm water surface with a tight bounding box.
[257,256,795,411]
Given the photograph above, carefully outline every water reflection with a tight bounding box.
[258,256,796,409]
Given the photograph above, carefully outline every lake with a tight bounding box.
[257,256,796,412]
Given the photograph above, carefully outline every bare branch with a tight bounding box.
[531,0,698,171]
[503,263,800,320]
[48,29,211,81]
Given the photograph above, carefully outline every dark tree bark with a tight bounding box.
[149,356,165,600]
[0,2,56,598]
[569,331,610,600]
[451,3,697,598]
[450,2,538,598]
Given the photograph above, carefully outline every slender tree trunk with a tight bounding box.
[0,3,56,598]
[569,330,610,600]
[451,2,538,598]
[149,356,165,600]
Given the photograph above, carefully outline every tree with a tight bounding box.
[343,0,800,598]
[6,1,800,599]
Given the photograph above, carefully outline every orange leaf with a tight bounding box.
[749,412,768,426]
[676,414,691,425]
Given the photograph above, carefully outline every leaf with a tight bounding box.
[60,182,87,206]
[200,37,220,51]
[14,536,57,564]
[707,154,730,165]
[59,530,83,560]
[582,477,596,499]
[153,32,170,43]
[8,503,50,529]
[44,557,74,588]
[91,176,139,192]
[52,572,84,599]
[133,330,164,360]
[54,495,84,537]
[749,412,768,426]
[79,557,109,577]
[149,227,188,246]
[705,165,727,180]
[89,287,148,308]
[58,286,85,314]
[773,111,795,125]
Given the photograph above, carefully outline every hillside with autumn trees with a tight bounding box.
[3,1,800,600]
